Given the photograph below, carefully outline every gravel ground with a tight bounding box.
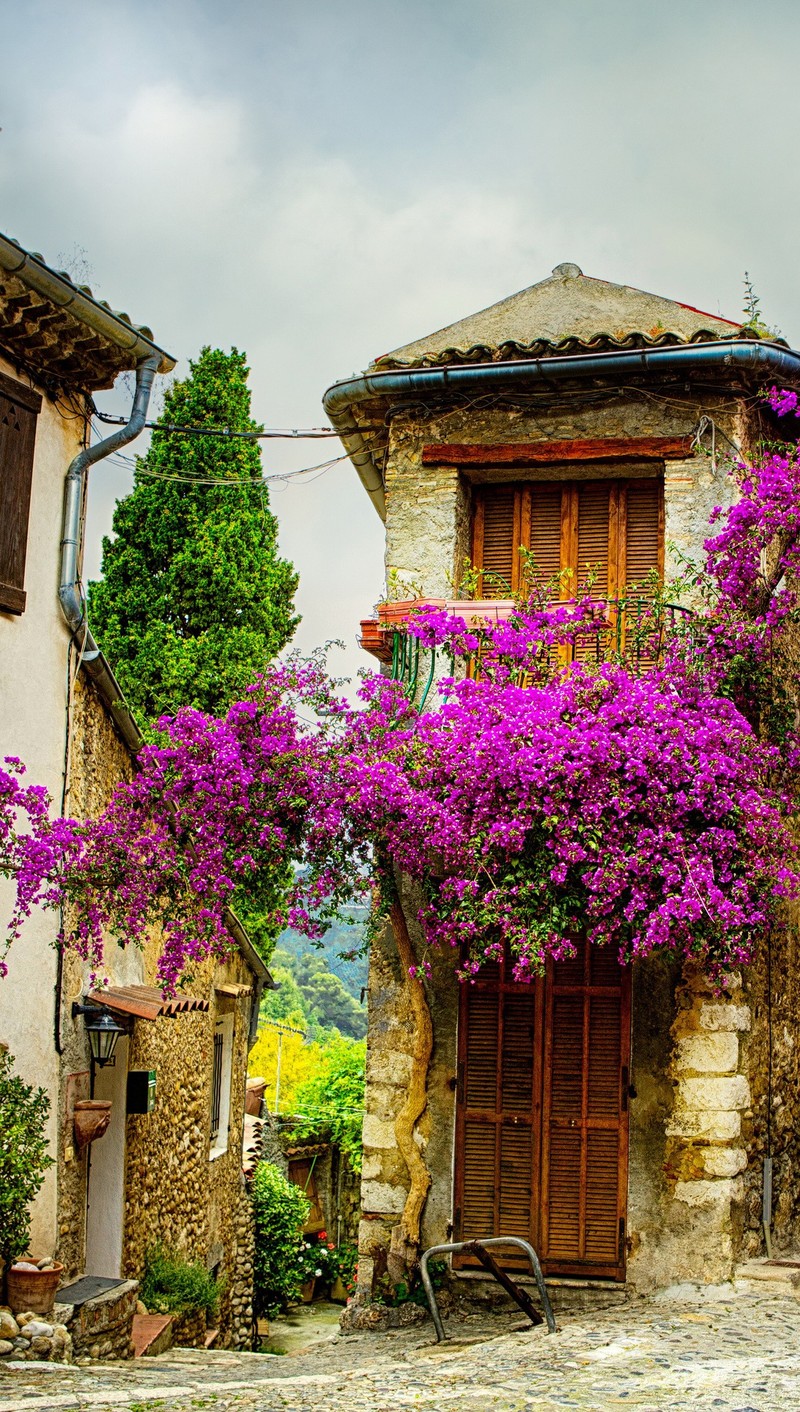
[0,1285,796,1412]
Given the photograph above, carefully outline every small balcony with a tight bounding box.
[360,597,693,704]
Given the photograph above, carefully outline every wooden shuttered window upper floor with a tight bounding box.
[0,370,42,616]
[471,477,664,603]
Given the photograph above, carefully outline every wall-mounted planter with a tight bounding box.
[73,1099,112,1149]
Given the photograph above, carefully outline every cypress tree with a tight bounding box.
[89,346,299,725]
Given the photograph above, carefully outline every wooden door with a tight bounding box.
[454,939,630,1280]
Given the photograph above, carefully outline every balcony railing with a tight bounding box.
[360,597,694,706]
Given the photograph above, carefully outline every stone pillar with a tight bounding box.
[662,969,751,1283]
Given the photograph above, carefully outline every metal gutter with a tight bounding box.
[323,339,800,521]
[59,354,161,755]
[0,232,175,373]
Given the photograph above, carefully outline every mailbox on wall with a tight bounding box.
[127,1070,157,1114]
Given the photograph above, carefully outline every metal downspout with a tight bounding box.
[323,339,800,521]
[59,354,160,753]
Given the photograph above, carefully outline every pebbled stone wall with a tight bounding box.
[56,675,257,1350]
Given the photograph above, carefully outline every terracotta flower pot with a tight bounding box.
[73,1099,112,1149]
[7,1258,64,1316]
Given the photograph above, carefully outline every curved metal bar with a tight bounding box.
[419,1237,556,1341]
[418,645,437,711]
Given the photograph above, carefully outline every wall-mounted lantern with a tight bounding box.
[72,1001,127,1068]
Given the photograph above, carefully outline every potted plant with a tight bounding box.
[0,1049,59,1312]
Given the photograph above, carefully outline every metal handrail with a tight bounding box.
[389,597,694,703]
[420,1237,556,1341]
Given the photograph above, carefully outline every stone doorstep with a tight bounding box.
[453,1271,625,1290]
[734,1257,800,1293]
[132,1313,175,1358]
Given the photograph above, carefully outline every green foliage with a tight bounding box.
[291,1035,365,1173]
[139,1245,222,1318]
[260,945,366,1039]
[0,1049,54,1270]
[374,1257,448,1307]
[89,346,299,965]
[251,1161,310,1317]
[293,952,367,1039]
[89,346,299,726]
[742,272,782,338]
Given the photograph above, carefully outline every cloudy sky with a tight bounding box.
[2,0,799,679]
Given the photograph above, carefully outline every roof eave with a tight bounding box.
[0,232,176,375]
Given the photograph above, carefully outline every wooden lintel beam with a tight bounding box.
[422,437,691,466]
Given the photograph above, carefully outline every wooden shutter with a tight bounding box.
[474,477,662,604]
[540,938,630,1278]
[527,484,563,594]
[0,371,41,616]
[454,955,542,1267]
[624,480,663,594]
[577,483,611,596]
[473,487,516,596]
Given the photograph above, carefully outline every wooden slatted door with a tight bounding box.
[540,940,630,1278]
[454,954,543,1266]
[454,941,630,1280]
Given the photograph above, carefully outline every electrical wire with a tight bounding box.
[93,408,339,439]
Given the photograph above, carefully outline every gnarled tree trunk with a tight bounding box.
[386,898,433,1287]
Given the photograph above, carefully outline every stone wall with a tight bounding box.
[56,675,258,1349]
[355,383,778,1299]
[356,891,458,1301]
[383,393,745,600]
[740,913,800,1259]
[123,953,255,1348]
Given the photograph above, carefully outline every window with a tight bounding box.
[210,1012,234,1158]
[472,477,663,601]
[0,370,41,616]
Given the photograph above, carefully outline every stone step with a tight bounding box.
[132,1313,174,1357]
[734,1258,800,1295]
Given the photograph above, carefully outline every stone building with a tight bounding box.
[323,264,800,1298]
[0,232,267,1351]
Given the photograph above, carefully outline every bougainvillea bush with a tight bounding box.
[3,396,800,987]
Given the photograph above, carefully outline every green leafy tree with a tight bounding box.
[89,347,299,963]
[89,346,299,723]
[251,1161,310,1317]
[0,1049,54,1290]
[292,1036,366,1173]
[294,953,367,1039]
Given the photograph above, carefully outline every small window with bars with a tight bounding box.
[210,1013,234,1156]
[211,1028,224,1143]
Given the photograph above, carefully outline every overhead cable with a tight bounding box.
[93,409,339,439]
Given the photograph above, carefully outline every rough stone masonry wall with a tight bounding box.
[356,889,458,1302]
[383,392,744,599]
[740,911,800,1259]
[124,953,254,1348]
[637,966,752,1289]
[56,674,135,1280]
[62,676,256,1348]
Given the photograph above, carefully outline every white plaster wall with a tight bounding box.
[85,1037,129,1278]
[0,353,84,1256]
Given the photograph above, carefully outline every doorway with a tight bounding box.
[453,939,630,1279]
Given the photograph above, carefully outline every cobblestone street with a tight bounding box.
[0,1286,798,1412]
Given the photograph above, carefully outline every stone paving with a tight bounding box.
[0,1285,798,1412]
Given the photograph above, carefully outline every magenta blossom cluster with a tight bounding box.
[3,394,800,989]
[0,758,78,976]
